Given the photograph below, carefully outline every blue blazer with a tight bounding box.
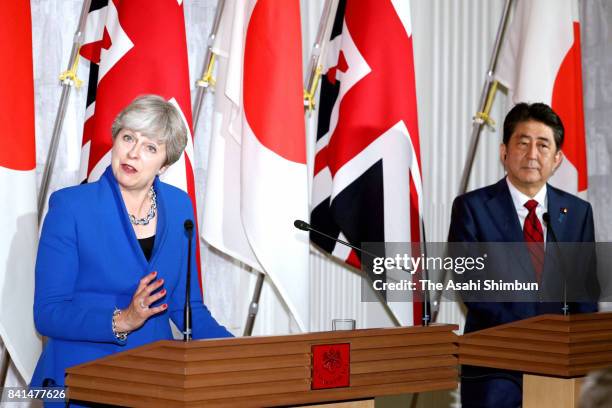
[31,166,232,389]
[448,178,597,408]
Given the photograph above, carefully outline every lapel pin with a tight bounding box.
[558,207,568,222]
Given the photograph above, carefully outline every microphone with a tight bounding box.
[294,219,431,326]
[542,212,556,239]
[542,212,568,315]
[183,219,194,341]
[293,219,380,259]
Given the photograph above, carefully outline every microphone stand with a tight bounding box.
[294,220,429,327]
[543,213,568,315]
[184,220,194,341]
[420,221,432,326]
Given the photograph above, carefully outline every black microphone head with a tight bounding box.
[294,219,309,231]
[542,212,550,225]
[184,219,194,232]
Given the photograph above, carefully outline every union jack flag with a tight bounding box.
[311,0,424,325]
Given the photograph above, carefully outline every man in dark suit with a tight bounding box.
[448,102,598,408]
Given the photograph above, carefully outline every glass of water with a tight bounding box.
[332,318,356,331]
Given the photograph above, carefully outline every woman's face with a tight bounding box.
[111,129,168,192]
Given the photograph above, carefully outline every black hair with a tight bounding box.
[502,102,564,150]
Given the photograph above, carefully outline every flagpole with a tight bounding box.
[303,0,339,113]
[192,0,226,134]
[458,0,514,195]
[38,0,92,222]
[0,346,9,389]
[243,269,264,336]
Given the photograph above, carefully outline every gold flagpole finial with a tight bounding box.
[473,80,499,127]
[59,48,83,88]
[304,65,323,112]
[304,90,315,111]
[196,53,217,88]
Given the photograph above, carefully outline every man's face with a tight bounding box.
[500,120,563,196]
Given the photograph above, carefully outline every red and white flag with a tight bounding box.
[201,0,310,331]
[79,0,201,271]
[311,0,423,326]
[496,0,587,196]
[0,1,41,381]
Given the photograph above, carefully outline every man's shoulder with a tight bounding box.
[454,178,506,206]
[547,183,591,209]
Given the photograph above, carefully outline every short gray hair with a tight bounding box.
[111,95,188,166]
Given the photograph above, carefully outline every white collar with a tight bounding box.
[506,178,547,211]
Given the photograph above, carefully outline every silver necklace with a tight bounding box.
[129,187,157,226]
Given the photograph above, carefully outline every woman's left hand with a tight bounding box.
[114,271,167,333]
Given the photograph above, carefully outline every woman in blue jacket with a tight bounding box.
[31,95,232,395]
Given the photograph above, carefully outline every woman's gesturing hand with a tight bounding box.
[114,271,168,333]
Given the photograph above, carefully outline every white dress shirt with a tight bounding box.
[506,177,548,244]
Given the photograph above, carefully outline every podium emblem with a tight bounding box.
[311,343,350,389]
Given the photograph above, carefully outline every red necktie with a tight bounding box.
[524,199,544,282]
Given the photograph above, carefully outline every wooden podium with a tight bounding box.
[459,312,612,408]
[66,324,458,407]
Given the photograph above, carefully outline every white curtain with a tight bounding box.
[581,0,612,241]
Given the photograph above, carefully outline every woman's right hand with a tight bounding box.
[114,271,167,333]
